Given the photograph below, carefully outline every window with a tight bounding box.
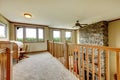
[53,30,61,42]
[38,28,44,41]
[16,26,44,42]
[65,31,71,42]
[16,27,23,41]
[25,28,37,42]
[0,22,6,38]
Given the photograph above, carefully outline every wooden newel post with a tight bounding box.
[65,42,69,69]
[116,51,120,80]
[6,48,11,80]
[47,40,49,51]
[52,40,55,57]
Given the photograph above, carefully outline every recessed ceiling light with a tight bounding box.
[24,13,32,18]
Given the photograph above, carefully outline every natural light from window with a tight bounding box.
[0,23,6,38]
[65,31,71,42]
[53,31,61,42]
[16,26,44,42]
[38,29,44,41]
[16,27,23,41]
[26,28,37,41]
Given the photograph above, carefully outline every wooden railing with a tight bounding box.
[47,40,68,68]
[47,40,120,80]
[68,43,120,80]
[0,48,11,80]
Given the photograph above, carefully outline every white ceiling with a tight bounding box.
[0,0,120,29]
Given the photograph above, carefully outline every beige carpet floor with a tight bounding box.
[13,52,77,80]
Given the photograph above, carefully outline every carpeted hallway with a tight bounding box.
[13,52,77,80]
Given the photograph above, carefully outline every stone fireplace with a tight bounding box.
[79,21,108,46]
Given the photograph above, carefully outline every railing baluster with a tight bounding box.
[98,49,101,80]
[105,49,109,80]
[54,43,56,57]
[116,51,120,80]
[72,44,74,74]
[69,45,72,71]
[92,48,95,80]
[60,44,62,63]
[52,41,54,56]
[86,46,89,80]
[118,52,120,79]
[82,46,84,80]
[77,46,80,79]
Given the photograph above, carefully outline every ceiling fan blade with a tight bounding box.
[72,26,75,28]
[80,24,88,25]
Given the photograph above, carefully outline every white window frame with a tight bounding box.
[16,25,44,42]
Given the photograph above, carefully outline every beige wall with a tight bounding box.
[9,23,15,40]
[76,29,80,44]
[0,14,10,40]
[108,20,120,48]
[108,20,120,80]
[71,30,76,43]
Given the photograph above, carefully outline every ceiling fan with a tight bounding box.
[73,20,88,28]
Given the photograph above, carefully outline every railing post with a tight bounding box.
[116,51,120,80]
[119,52,120,80]
[47,40,49,51]
[98,48,101,80]
[65,42,69,69]
[53,41,55,57]
[105,49,109,80]
[6,48,11,80]
[92,48,95,80]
